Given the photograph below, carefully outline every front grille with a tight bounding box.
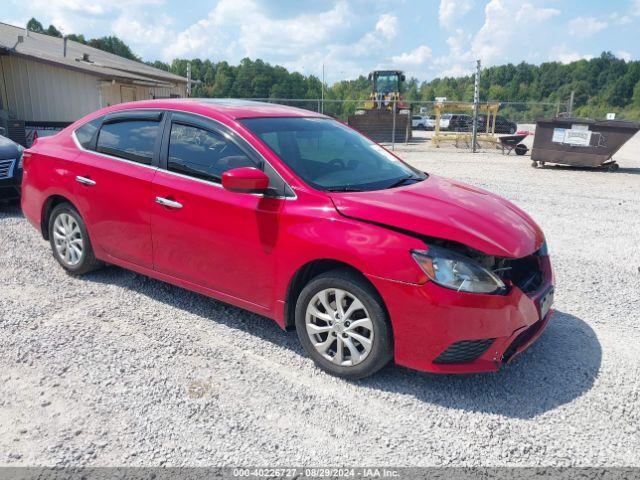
[502,319,545,363]
[0,159,16,179]
[434,338,495,364]
[496,254,543,294]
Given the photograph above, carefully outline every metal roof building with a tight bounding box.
[0,22,188,144]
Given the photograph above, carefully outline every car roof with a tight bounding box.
[99,98,325,121]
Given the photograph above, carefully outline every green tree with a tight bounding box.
[45,24,63,37]
[88,36,139,61]
[26,18,44,33]
[66,33,87,44]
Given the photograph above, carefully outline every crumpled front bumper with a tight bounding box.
[368,259,554,374]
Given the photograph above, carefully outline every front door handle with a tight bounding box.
[155,196,183,209]
[76,175,96,186]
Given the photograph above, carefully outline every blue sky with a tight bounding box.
[1,0,639,82]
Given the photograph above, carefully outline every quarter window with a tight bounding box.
[75,118,102,149]
[96,120,159,165]
[168,123,255,182]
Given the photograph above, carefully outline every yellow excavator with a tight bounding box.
[348,70,411,143]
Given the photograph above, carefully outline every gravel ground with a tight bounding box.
[1,129,639,467]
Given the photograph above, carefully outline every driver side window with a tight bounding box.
[168,123,255,183]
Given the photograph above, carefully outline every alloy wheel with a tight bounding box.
[52,213,84,267]
[305,288,374,367]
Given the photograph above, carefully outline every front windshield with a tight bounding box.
[374,74,399,94]
[241,117,426,192]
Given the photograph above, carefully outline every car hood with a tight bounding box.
[329,174,544,258]
[0,135,21,160]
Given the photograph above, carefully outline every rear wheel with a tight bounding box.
[295,270,392,379]
[49,203,102,275]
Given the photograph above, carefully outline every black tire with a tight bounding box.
[606,162,619,172]
[295,269,393,379]
[515,144,528,156]
[48,202,103,275]
[509,126,516,134]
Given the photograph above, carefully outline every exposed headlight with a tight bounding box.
[411,246,506,294]
[17,148,24,169]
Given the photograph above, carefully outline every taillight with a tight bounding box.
[20,151,32,169]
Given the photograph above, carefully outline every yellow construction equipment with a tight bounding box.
[348,70,411,143]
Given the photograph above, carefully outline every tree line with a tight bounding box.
[25,17,640,120]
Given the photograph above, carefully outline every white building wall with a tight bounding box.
[0,55,187,123]
[0,55,101,123]
[99,83,187,108]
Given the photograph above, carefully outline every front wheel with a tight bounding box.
[295,270,393,379]
[49,203,102,275]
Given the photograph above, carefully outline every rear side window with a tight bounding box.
[168,123,255,182]
[96,120,159,165]
[75,118,101,149]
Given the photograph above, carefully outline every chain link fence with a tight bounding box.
[241,97,568,151]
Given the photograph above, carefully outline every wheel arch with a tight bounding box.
[41,194,75,240]
[283,258,390,331]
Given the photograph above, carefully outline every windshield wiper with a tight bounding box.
[385,175,421,189]
[326,186,363,192]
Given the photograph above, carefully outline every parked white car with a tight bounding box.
[413,115,438,130]
[412,115,428,129]
[440,113,452,130]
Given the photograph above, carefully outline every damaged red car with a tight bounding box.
[21,99,554,379]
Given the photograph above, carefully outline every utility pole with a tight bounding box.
[391,99,397,151]
[568,90,575,117]
[472,59,481,153]
[321,63,325,114]
[186,62,192,97]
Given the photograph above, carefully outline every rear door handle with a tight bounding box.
[76,175,96,186]
[155,196,183,209]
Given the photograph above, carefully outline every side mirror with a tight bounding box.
[222,167,269,194]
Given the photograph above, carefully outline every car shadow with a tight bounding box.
[83,266,600,420]
[359,310,601,419]
[538,164,640,175]
[0,200,23,218]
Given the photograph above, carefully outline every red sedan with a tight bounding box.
[21,99,554,379]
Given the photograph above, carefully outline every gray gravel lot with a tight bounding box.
[1,129,639,467]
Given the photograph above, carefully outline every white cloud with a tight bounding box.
[471,0,560,63]
[163,0,350,62]
[551,45,594,64]
[557,52,594,64]
[391,45,432,66]
[112,13,173,56]
[446,29,471,59]
[438,0,473,28]
[438,64,474,78]
[375,13,398,40]
[617,50,632,61]
[28,0,162,34]
[568,17,607,37]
